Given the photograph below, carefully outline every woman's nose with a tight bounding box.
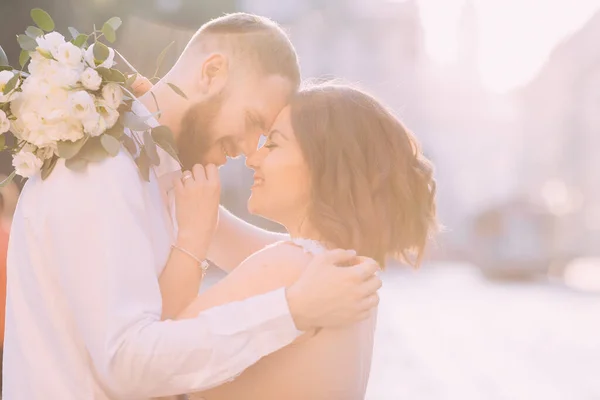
[245,146,267,169]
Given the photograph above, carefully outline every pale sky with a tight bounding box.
[417,0,600,93]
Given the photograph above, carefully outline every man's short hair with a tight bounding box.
[187,13,300,88]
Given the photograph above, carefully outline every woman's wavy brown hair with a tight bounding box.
[289,83,438,267]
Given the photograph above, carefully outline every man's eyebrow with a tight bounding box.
[247,110,267,130]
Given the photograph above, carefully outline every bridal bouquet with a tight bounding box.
[0,8,181,184]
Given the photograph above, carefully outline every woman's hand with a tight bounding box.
[174,164,221,260]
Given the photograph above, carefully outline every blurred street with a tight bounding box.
[367,264,600,400]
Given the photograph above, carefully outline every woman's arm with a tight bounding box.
[207,206,288,273]
[177,243,311,320]
[159,165,220,320]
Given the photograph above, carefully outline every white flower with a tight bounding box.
[80,68,102,91]
[101,83,123,109]
[35,32,66,59]
[69,90,98,122]
[55,42,83,70]
[84,43,115,69]
[96,101,119,128]
[12,148,43,178]
[28,50,52,75]
[27,59,79,89]
[83,114,107,137]
[0,110,9,134]
[0,70,19,103]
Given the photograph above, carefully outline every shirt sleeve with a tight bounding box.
[43,154,301,398]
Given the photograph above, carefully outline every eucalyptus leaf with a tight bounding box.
[0,171,16,187]
[0,135,5,150]
[17,35,37,52]
[72,34,88,48]
[41,156,58,180]
[68,27,80,40]
[19,50,30,68]
[122,133,137,157]
[93,42,110,63]
[105,122,124,139]
[151,125,180,164]
[150,91,160,114]
[154,41,174,77]
[80,137,109,162]
[31,8,55,32]
[65,156,88,172]
[102,23,116,43]
[96,67,125,83]
[125,73,137,89]
[25,26,44,39]
[0,46,8,66]
[123,112,150,132]
[0,66,13,72]
[100,134,121,156]
[57,137,88,159]
[3,74,19,95]
[166,83,187,99]
[135,150,150,182]
[143,131,160,166]
[105,17,122,31]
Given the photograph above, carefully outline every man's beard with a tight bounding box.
[176,93,224,170]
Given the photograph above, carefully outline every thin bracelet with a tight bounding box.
[171,244,210,277]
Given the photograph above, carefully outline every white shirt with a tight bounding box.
[2,103,301,399]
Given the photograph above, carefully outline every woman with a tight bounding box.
[163,83,437,399]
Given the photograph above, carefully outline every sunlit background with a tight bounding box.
[1,0,599,398]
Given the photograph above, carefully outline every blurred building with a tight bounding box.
[517,9,600,257]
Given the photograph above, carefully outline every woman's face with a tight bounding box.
[245,105,311,230]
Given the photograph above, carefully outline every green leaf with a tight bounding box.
[122,133,137,157]
[125,73,137,89]
[72,34,88,48]
[0,135,5,150]
[122,112,150,132]
[105,17,122,31]
[166,83,187,99]
[31,9,55,32]
[151,125,180,165]
[0,171,16,187]
[154,41,174,77]
[41,156,58,180]
[143,131,160,166]
[19,50,30,68]
[135,150,150,182]
[100,134,121,156]
[93,42,110,63]
[96,67,125,83]
[68,27,79,40]
[3,73,19,95]
[79,137,108,162]
[105,122,124,139]
[102,23,116,43]
[150,91,160,114]
[0,66,13,72]
[65,156,88,172]
[25,26,44,39]
[0,46,8,66]
[17,35,37,52]
[57,137,88,159]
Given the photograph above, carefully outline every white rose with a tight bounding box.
[28,50,52,75]
[0,110,9,134]
[101,83,123,109]
[80,68,102,91]
[28,59,79,89]
[0,70,19,103]
[69,91,97,122]
[83,114,107,137]
[35,32,66,59]
[84,44,115,69]
[96,101,119,129]
[55,42,83,71]
[12,149,43,178]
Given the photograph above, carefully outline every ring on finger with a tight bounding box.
[182,171,193,183]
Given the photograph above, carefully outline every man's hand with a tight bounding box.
[286,250,381,331]
[132,75,153,97]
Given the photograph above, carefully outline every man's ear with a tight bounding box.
[198,53,229,95]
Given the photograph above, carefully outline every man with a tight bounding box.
[3,13,381,400]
